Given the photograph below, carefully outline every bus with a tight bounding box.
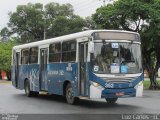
[11,30,143,104]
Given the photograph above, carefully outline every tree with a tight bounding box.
[0,40,16,80]
[8,3,44,43]
[84,16,97,29]
[0,27,10,42]
[43,2,91,39]
[92,0,160,89]
[46,15,87,38]
[5,2,90,43]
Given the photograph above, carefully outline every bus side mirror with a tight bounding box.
[88,41,94,53]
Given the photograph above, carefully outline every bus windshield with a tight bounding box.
[91,42,142,74]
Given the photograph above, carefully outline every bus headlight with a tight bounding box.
[90,81,104,90]
[134,81,143,97]
[134,81,143,89]
[90,81,100,87]
[138,81,143,86]
[90,81,104,99]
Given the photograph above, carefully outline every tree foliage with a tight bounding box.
[2,2,94,43]
[0,40,16,72]
[92,0,160,89]
[0,27,10,41]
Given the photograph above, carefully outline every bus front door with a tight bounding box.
[79,42,88,96]
[40,49,48,91]
[15,52,20,88]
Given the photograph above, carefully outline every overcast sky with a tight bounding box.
[0,0,108,29]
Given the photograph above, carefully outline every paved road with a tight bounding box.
[0,83,160,114]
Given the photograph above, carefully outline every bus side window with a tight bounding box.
[62,40,76,62]
[29,47,38,64]
[49,43,61,62]
[21,49,29,64]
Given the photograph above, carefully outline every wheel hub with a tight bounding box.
[67,88,73,99]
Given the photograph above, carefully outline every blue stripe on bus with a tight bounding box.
[12,63,79,96]
[12,62,143,98]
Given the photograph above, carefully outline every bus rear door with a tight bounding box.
[39,48,48,91]
[15,52,20,88]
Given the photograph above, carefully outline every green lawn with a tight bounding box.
[0,80,11,84]
[143,80,160,89]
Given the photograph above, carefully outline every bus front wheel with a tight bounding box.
[65,83,78,105]
[105,98,118,104]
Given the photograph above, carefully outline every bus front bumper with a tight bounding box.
[101,88,136,98]
[89,83,143,99]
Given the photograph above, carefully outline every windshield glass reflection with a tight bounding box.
[91,42,142,74]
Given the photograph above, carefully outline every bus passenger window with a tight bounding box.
[49,43,61,62]
[21,49,29,64]
[30,47,38,64]
[62,41,76,62]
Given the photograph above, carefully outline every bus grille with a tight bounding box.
[102,77,137,83]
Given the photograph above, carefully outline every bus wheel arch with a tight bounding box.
[63,80,71,96]
[24,78,28,87]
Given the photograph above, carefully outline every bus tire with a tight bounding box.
[65,83,77,105]
[24,80,32,97]
[31,91,39,97]
[24,80,39,97]
[105,98,118,104]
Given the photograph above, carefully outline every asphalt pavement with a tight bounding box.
[0,82,160,120]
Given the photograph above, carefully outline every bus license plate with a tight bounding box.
[116,92,124,96]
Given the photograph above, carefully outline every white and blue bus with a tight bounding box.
[11,30,143,104]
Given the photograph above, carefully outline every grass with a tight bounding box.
[143,80,160,89]
[0,80,11,84]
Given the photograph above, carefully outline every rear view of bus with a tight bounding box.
[88,31,143,103]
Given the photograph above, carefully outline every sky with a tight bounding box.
[0,0,109,29]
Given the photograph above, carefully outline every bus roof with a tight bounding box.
[13,30,139,50]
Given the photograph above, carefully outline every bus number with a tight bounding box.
[105,83,114,88]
